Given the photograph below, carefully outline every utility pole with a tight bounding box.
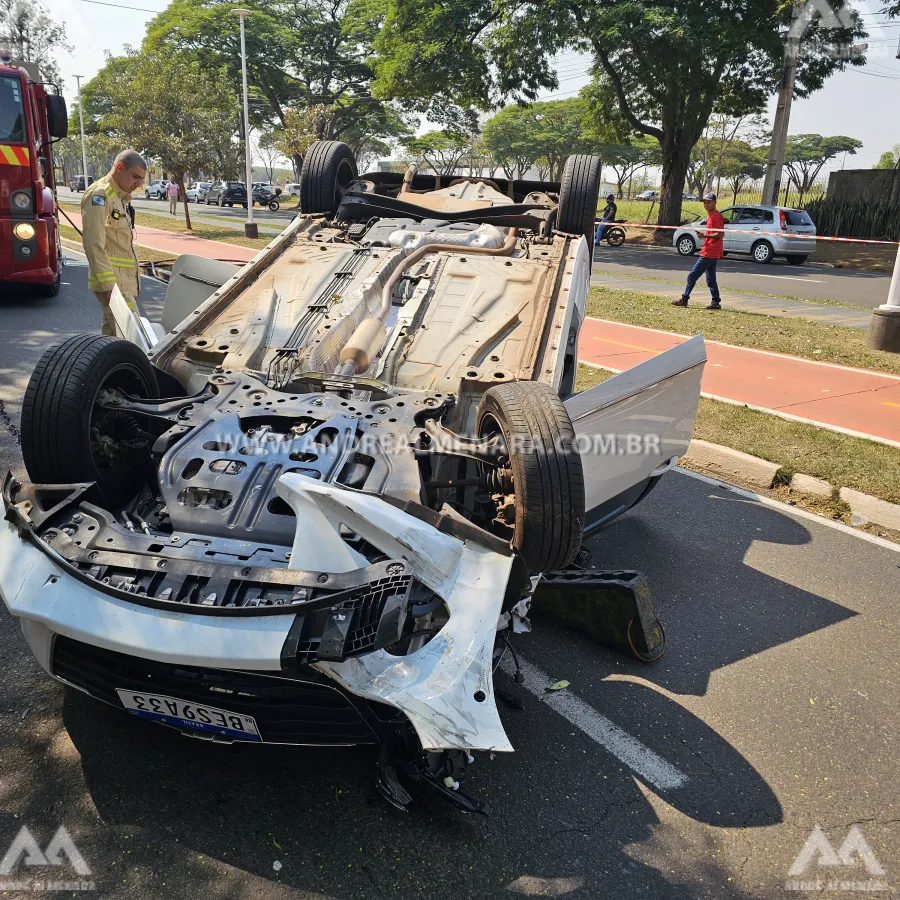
[74,75,89,190]
[232,8,257,239]
[761,39,799,207]
[868,243,900,352]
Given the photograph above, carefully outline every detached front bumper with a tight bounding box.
[0,473,515,752]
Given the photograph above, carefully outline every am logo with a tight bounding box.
[0,825,91,876]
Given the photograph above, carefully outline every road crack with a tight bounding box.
[0,399,21,446]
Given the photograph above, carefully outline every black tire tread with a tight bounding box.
[478,382,585,573]
[557,154,603,246]
[21,336,158,494]
[299,141,358,216]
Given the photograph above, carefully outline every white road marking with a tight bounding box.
[500,655,687,791]
[740,273,825,283]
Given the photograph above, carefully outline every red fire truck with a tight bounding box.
[0,54,68,296]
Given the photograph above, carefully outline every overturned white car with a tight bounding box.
[0,143,705,813]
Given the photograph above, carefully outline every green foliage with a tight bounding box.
[370,0,867,225]
[481,99,596,180]
[82,49,245,187]
[784,133,863,202]
[599,139,659,195]
[719,142,766,197]
[804,196,900,242]
[873,145,900,170]
[0,0,70,84]
[403,130,472,175]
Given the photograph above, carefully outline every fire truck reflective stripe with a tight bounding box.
[0,145,29,165]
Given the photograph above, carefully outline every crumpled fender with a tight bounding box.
[276,473,515,752]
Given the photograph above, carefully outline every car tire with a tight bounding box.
[676,235,697,256]
[144,191,149,200]
[786,255,807,266]
[476,382,585,574]
[34,270,61,298]
[557,154,603,246]
[299,141,358,216]
[751,240,774,264]
[21,335,159,506]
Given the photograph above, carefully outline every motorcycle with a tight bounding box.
[595,219,626,248]
[252,185,282,211]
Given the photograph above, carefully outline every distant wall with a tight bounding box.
[827,168,900,206]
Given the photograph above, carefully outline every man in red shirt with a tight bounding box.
[672,192,724,309]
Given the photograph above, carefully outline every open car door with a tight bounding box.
[564,334,706,533]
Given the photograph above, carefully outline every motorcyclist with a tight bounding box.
[595,193,618,245]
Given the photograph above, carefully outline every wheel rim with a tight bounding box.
[333,158,357,210]
[679,238,694,254]
[89,362,155,491]
[754,243,770,262]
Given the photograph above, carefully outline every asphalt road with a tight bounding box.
[592,245,891,308]
[0,266,897,899]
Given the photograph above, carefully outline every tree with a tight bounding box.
[600,139,658,197]
[687,114,769,197]
[403,130,471,176]
[370,0,867,226]
[783,133,863,204]
[255,131,283,184]
[719,142,766,199]
[482,105,537,178]
[0,0,70,84]
[874,144,900,170]
[82,49,243,230]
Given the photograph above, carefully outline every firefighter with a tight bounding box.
[81,149,146,335]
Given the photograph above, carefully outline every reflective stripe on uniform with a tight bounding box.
[108,256,136,266]
[0,145,29,165]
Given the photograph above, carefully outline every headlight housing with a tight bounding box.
[14,222,36,241]
[11,190,32,211]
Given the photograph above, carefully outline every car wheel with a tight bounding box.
[676,235,697,256]
[21,335,159,507]
[33,270,61,298]
[751,240,774,264]
[476,382,585,574]
[786,255,808,266]
[300,140,358,216]
[557,154,603,246]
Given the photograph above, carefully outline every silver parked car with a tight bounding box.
[673,205,817,265]
[186,182,211,203]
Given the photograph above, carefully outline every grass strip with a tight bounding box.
[587,285,900,375]
[59,202,270,252]
[575,363,900,506]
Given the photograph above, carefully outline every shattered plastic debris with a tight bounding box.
[546,680,570,692]
[850,513,868,526]
[273,861,282,872]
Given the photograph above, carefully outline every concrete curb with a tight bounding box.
[683,439,900,533]
[683,440,780,489]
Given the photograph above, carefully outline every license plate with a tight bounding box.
[116,689,262,742]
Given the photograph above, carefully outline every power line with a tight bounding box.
[76,0,166,11]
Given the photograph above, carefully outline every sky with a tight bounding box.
[42,0,900,172]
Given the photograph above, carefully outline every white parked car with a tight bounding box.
[673,205,817,265]
[1,142,705,814]
[285,182,302,196]
[636,190,660,201]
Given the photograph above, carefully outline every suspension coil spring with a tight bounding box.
[479,467,513,494]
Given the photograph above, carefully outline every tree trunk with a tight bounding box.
[657,130,694,230]
[180,171,192,232]
[292,154,303,181]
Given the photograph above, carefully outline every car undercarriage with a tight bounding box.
[0,143,706,814]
